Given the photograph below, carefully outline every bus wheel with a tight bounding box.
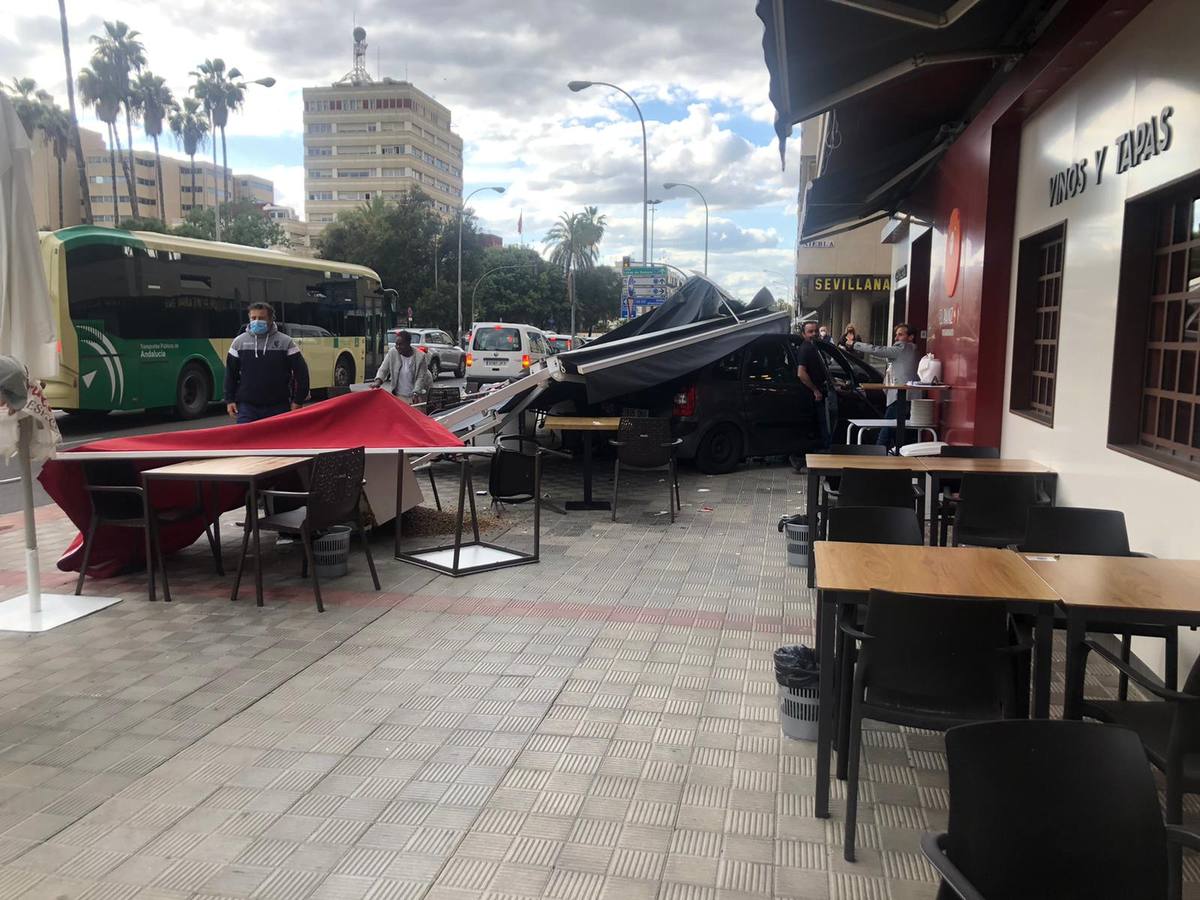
[334,355,355,387]
[175,363,211,419]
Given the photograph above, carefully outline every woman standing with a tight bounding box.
[838,323,859,352]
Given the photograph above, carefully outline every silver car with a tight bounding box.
[387,327,466,379]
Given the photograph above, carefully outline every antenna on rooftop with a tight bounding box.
[336,26,373,85]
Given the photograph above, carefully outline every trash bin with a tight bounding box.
[313,525,352,578]
[778,515,809,567]
[774,645,819,741]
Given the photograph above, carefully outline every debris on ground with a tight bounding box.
[400,505,503,536]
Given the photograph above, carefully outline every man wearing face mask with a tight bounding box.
[224,302,310,424]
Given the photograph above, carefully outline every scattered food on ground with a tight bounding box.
[400,505,502,536]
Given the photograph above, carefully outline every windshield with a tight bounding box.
[474,328,521,351]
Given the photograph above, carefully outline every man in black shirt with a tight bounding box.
[793,321,831,468]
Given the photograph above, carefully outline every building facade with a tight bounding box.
[301,40,463,236]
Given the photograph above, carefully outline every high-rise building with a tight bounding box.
[29,125,275,229]
[302,26,463,237]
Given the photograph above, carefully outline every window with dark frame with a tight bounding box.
[1010,224,1065,424]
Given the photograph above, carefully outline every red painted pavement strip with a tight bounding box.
[0,505,69,529]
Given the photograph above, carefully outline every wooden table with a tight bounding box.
[1022,554,1200,720]
[920,458,1057,545]
[811,542,1060,819]
[542,416,621,511]
[802,454,926,585]
[142,456,312,607]
[859,383,951,450]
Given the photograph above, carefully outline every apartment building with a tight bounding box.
[301,28,464,236]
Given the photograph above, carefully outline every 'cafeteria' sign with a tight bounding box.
[810,274,892,292]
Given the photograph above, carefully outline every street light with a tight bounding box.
[568,80,648,265]
[471,261,540,326]
[212,73,275,242]
[457,186,505,343]
[663,181,709,275]
[646,199,662,264]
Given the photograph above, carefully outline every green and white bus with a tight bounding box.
[39,226,393,418]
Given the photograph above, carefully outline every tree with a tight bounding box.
[170,201,286,248]
[118,216,169,233]
[38,100,73,228]
[190,59,244,207]
[544,206,608,339]
[470,246,565,328]
[5,78,50,138]
[91,20,145,218]
[58,0,93,224]
[573,266,623,334]
[169,97,209,212]
[133,71,174,222]
[77,60,124,223]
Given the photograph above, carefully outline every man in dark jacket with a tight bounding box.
[224,302,309,424]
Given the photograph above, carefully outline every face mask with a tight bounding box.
[249,320,269,335]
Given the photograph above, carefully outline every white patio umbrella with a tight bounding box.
[0,93,119,631]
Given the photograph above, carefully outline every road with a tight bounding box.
[0,373,466,515]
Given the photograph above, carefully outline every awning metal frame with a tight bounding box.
[825,0,985,29]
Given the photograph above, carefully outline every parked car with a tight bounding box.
[387,327,466,378]
[642,335,884,474]
[545,333,573,354]
[465,323,551,389]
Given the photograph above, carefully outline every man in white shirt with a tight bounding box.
[370,330,433,405]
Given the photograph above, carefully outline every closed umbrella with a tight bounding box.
[0,93,119,630]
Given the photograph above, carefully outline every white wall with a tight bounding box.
[1004,0,1200,677]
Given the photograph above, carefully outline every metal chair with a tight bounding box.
[75,459,223,603]
[609,417,682,523]
[835,467,921,512]
[840,589,1028,861]
[818,444,889,537]
[923,720,1200,900]
[952,473,1041,548]
[489,434,563,515]
[935,445,999,544]
[253,447,380,612]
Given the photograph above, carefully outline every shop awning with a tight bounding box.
[757,0,1058,238]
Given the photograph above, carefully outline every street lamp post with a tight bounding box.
[213,74,274,242]
[568,80,648,265]
[457,185,505,343]
[663,181,709,275]
[646,199,662,264]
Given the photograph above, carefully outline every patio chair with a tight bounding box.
[609,417,681,524]
[489,434,563,516]
[1021,506,1177,699]
[840,588,1028,861]
[952,473,1040,548]
[923,719,1200,900]
[75,458,223,603]
[934,445,999,544]
[818,444,889,536]
[835,467,921,512]
[254,447,380,612]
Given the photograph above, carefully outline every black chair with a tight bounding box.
[840,589,1027,861]
[609,417,681,524]
[935,445,1000,544]
[819,444,890,535]
[254,447,380,612]
[489,434,563,515]
[835,468,921,512]
[923,720,1200,900]
[1022,506,1177,699]
[952,473,1040,548]
[75,459,223,603]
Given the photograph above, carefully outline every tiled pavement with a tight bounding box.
[0,455,1192,899]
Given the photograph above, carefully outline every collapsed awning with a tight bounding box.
[757,0,1061,238]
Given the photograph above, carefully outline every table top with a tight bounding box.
[860,383,953,391]
[143,456,312,480]
[919,458,1055,474]
[542,416,622,431]
[814,542,1060,602]
[805,454,923,472]
[1021,554,1200,614]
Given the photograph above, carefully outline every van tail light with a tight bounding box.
[673,384,697,417]
[419,345,428,353]
[521,354,531,369]
[465,353,473,367]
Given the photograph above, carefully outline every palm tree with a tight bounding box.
[59,0,93,224]
[90,20,145,218]
[133,72,174,222]
[39,100,73,228]
[544,206,608,339]
[5,78,50,138]
[77,60,124,223]
[190,59,245,209]
[169,97,209,213]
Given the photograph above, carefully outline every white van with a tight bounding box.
[465,323,550,389]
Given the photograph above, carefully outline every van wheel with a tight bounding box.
[696,423,743,474]
[455,357,466,379]
[334,355,355,387]
[175,363,211,419]
[429,356,440,376]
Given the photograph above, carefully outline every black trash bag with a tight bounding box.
[777,514,807,533]
[774,644,818,689]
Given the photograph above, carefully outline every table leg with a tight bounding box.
[248,478,264,607]
[566,431,611,511]
[1032,606,1053,718]
[931,474,946,546]
[394,450,406,559]
[806,467,819,589]
[815,588,836,819]
[1063,610,1088,720]
[892,388,908,453]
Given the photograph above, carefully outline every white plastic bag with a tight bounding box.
[917,353,942,384]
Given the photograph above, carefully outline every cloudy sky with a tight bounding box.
[3,0,799,300]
